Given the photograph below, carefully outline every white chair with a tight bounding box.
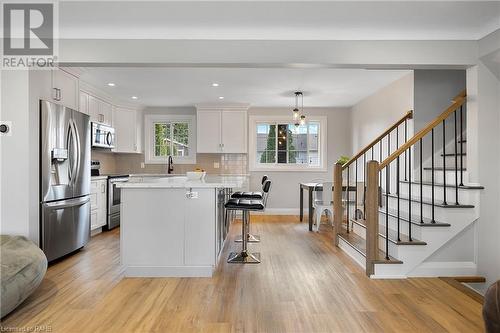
[312,181,334,232]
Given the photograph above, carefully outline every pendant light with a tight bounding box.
[293,91,306,126]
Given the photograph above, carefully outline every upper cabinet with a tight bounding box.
[196,106,248,154]
[80,91,113,126]
[113,107,142,153]
[52,69,79,110]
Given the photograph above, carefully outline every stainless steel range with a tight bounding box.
[106,175,129,229]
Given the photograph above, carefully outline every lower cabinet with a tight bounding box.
[90,179,107,232]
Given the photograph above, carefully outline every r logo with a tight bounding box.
[3,3,54,55]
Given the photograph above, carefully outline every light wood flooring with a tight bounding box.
[1,216,484,332]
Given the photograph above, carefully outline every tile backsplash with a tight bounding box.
[92,150,248,175]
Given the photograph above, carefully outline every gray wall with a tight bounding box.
[247,107,351,212]
[413,70,466,170]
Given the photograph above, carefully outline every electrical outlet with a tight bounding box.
[140,162,145,169]
[213,162,220,169]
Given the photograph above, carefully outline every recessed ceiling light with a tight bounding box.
[131,96,138,100]
[212,83,219,87]
[107,82,116,87]
[218,96,224,100]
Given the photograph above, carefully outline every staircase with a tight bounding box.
[334,91,484,278]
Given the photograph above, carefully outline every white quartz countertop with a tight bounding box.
[91,176,108,181]
[117,175,246,189]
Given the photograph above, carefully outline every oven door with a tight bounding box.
[108,178,127,215]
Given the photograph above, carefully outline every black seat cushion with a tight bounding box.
[225,198,264,210]
[231,191,263,199]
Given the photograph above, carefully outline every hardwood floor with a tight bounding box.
[1,216,484,332]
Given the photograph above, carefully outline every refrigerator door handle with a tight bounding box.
[67,120,78,184]
[44,196,90,209]
[71,119,81,185]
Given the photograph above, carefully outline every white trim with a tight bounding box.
[124,265,214,277]
[144,114,196,164]
[408,261,477,277]
[248,115,328,172]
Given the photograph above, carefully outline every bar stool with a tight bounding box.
[226,179,272,264]
[230,175,269,243]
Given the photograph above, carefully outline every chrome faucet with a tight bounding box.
[167,155,174,174]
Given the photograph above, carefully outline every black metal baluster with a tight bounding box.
[397,154,401,241]
[363,153,366,219]
[404,119,408,181]
[371,146,374,161]
[459,105,464,186]
[396,126,400,241]
[454,110,459,205]
[408,146,412,241]
[355,159,358,219]
[442,120,447,206]
[347,166,350,233]
[420,138,423,224]
[385,165,390,260]
[431,129,436,223]
[387,133,391,194]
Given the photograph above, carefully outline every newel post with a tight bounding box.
[333,162,343,246]
[365,160,380,276]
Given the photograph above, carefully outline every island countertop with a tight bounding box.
[117,175,246,189]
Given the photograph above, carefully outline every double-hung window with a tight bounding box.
[144,114,196,164]
[249,116,327,171]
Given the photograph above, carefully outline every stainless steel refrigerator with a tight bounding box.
[40,100,91,262]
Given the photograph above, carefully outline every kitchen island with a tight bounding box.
[117,176,245,277]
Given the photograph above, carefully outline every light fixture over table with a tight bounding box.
[293,91,306,126]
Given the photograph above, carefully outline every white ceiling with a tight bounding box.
[60,1,500,40]
[79,67,411,107]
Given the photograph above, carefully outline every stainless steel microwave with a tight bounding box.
[91,122,115,149]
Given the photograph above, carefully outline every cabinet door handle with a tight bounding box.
[101,183,105,193]
[53,88,58,101]
[58,88,62,101]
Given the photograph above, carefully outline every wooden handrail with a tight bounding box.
[379,90,466,170]
[342,110,413,170]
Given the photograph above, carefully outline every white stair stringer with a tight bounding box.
[372,203,479,278]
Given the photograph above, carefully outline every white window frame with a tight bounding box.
[249,115,327,172]
[144,114,197,164]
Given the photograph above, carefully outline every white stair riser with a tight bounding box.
[338,237,366,269]
[398,184,480,205]
[384,196,478,222]
[351,223,401,258]
[423,169,468,184]
[377,213,425,239]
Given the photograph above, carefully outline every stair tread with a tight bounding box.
[382,192,475,208]
[399,180,484,190]
[379,208,451,226]
[338,230,402,264]
[423,167,467,171]
[351,218,427,245]
[441,153,466,156]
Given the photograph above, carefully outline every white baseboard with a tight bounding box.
[124,265,214,277]
[251,208,308,215]
[409,261,477,277]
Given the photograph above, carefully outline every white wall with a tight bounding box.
[350,72,414,156]
[247,107,351,212]
[0,71,31,238]
[468,63,500,293]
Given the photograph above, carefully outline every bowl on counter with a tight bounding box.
[186,171,206,180]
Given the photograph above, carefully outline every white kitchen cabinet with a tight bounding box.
[52,68,79,110]
[196,107,248,153]
[85,93,113,125]
[221,111,247,153]
[79,91,89,115]
[90,179,107,231]
[197,110,222,153]
[113,107,141,153]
